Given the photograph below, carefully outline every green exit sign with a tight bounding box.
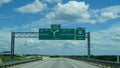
[39,24,86,40]
[58,29,75,40]
[51,24,61,29]
[39,28,53,40]
[76,27,86,40]
[39,28,75,40]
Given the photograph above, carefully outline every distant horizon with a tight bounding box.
[1,53,120,56]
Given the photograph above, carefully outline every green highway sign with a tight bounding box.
[39,28,53,40]
[76,27,86,40]
[51,24,61,29]
[39,28,75,40]
[58,29,75,40]
[39,24,86,40]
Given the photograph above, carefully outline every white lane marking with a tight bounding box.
[64,58,78,68]
[48,58,58,68]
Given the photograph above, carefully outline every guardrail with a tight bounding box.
[0,59,41,68]
[74,58,120,68]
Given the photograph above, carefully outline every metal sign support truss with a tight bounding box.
[11,32,90,61]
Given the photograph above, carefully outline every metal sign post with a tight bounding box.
[10,32,38,61]
[11,32,15,61]
[117,56,119,63]
[87,32,90,59]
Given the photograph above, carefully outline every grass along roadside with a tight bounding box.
[0,55,33,62]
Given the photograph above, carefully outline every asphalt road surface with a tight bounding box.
[9,58,100,68]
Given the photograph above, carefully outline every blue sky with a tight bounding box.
[0,0,120,55]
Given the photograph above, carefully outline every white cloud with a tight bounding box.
[17,40,87,55]
[0,0,11,7]
[0,31,11,52]
[97,5,120,22]
[15,0,47,13]
[46,1,92,23]
[98,12,116,22]
[90,23,120,55]
[44,0,62,3]
[46,1,120,24]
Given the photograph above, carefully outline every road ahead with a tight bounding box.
[9,58,100,68]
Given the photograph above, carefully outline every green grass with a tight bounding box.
[66,55,120,62]
[0,54,42,62]
[0,55,30,62]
